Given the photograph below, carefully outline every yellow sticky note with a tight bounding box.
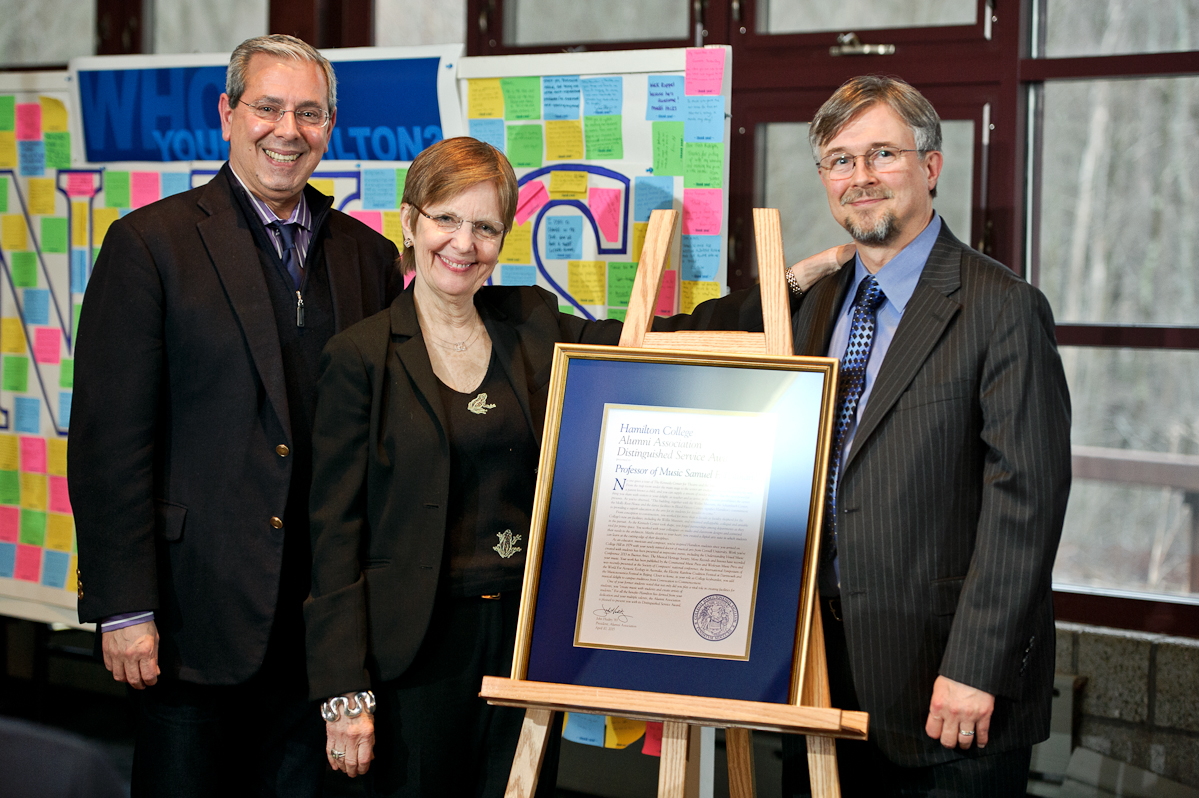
[46,513,74,552]
[568,260,606,305]
[545,120,584,160]
[29,178,56,215]
[681,280,721,314]
[604,716,647,749]
[381,210,405,250]
[468,79,504,119]
[498,221,532,265]
[92,207,119,245]
[0,435,18,470]
[47,438,68,476]
[67,554,78,592]
[20,472,46,511]
[0,131,15,169]
[72,202,88,247]
[1,318,26,354]
[2,214,28,249]
[39,96,69,133]
[631,222,648,263]
[549,171,588,200]
[307,178,335,197]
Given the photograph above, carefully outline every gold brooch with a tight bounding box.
[468,392,496,415]
[493,529,523,559]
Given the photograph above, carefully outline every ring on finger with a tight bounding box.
[330,749,346,759]
[958,730,975,737]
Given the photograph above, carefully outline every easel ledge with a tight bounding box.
[480,676,868,739]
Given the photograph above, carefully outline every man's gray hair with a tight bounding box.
[809,75,942,159]
[226,34,337,113]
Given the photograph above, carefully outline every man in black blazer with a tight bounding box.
[68,35,400,797]
[783,76,1071,795]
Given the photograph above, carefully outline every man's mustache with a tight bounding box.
[841,187,894,206]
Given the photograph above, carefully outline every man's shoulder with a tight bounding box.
[112,182,210,235]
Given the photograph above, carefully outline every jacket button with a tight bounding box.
[276,444,289,457]
[270,517,284,529]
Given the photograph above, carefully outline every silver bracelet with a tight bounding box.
[784,266,804,296]
[320,690,376,722]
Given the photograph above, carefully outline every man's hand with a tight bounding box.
[326,699,375,777]
[788,243,856,293]
[101,620,160,689]
[925,675,994,750]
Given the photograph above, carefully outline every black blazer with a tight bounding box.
[792,225,1072,766]
[70,167,400,685]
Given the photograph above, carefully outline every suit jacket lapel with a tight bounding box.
[482,304,537,443]
[389,292,449,437]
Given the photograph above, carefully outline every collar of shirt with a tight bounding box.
[227,164,313,266]
[848,211,942,317]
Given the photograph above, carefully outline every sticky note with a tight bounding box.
[605,717,646,749]
[568,260,605,305]
[543,75,580,121]
[632,222,648,263]
[656,269,677,316]
[66,173,95,198]
[24,289,50,325]
[2,356,28,392]
[362,169,397,210]
[19,141,45,176]
[93,207,119,244]
[48,476,70,514]
[685,48,726,96]
[381,211,404,250]
[41,548,70,588]
[468,78,504,119]
[20,473,46,511]
[562,713,606,747]
[584,115,622,160]
[44,132,70,170]
[581,77,622,116]
[684,96,725,143]
[589,187,622,243]
[130,172,160,209]
[161,172,190,197]
[14,544,41,582]
[0,177,6,213]
[59,392,71,426]
[502,77,541,121]
[47,438,67,476]
[104,171,130,208]
[607,261,636,306]
[15,103,41,140]
[683,142,723,188]
[549,171,588,200]
[71,203,87,247]
[41,217,68,253]
[20,509,45,544]
[67,554,77,592]
[14,396,39,434]
[545,216,583,260]
[653,121,685,177]
[0,472,16,505]
[0,542,14,577]
[646,75,684,121]
[643,721,663,756]
[681,235,721,281]
[1,318,27,354]
[506,124,543,168]
[544,120,584,161]
[0,97,12,131]
[514,181,550,226]
[681,279,721,313]
[28,178,56,215]
[498,221,532,265]
[12,252,37,287]
[396,169,408,205]
[502,264,536,286]
[34,328,60,364]
[0,509,15,542]
[71,250,87,292]
[0,436,16,470]
[59,358,73,389]
[19,437,45,473]
[607,308,626,321]
[39,97,68,132]
[307,178,334,196]
[681,188,723,236]
[45,512,73,551]
[0,132,15,168]
[633,176,674,222]
[348,210,383,234]
[468,119,506,153]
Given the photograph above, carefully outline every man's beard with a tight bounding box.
[839,187,899,246]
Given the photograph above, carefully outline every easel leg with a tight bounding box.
[725,727,756,798]
[802,608,841,798]
[504,708,555,798]
[657,721,690,798]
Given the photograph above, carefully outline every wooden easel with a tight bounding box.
[482,208,866,798]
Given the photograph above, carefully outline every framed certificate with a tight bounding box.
[512,344,838,705]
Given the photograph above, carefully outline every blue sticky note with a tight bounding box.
[161,172,190,197]
[14,397,40,434]
[0,542,15,578]
[119,208,134,217]
[543,76,581,121]
[582,77,622,117]
[18,141,45,176]
[633,176,675,222]
[684,96,725,143]
[71,250,88,293]
[562,712,607,747]
[545,216,583,260]
[646,75,684,121]
[681,235,721,281]
[41,549,70,588]
[23,289,50,326]
[362,169,398,210]
[469,119,507,153]
[502,264,537,286]
[59,392,72,426]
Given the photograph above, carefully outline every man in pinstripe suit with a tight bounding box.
[783,76,1071,795]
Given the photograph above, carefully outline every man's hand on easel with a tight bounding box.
[326,694,375,777]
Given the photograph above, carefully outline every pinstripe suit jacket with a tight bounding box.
[792,224,1071,766]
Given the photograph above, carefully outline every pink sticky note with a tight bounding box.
[642,722,663,757]
[515,181,550,226]
[0,507,18,542]
[33,328,61,365]
[685,49,726,96]
[349,210,383,233]
[403,271,415,289]
[14,544,41,582]
[656,270,677,316]
[681,188,723,236]
[15,103,42,141]
[130,172,162,209]
[19,436,46,473]
[588,188,622,243]
[49,476,72,514]
[66,173,96,198]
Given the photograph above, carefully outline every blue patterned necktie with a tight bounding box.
[821,275,887,594]
[271,221,303,289]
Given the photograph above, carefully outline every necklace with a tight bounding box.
[426,324,482,352]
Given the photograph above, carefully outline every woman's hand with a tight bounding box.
[788,243,856,293]
[325,695,375,777]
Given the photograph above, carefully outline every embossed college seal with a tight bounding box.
[692,594,738,641]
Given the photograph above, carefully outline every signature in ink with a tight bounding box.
[593,605,632,624]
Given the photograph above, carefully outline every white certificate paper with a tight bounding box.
[574,404,778,659]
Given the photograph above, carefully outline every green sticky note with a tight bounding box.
[0,97,13,131]
[559,304,575,316]
[20,509,46,546]
[59,358,73,388]
[683,142,723,188]
[41,217,68,253]
[44,131,70,170]
[105,171,130,208]
[607,307,627,322]
[0,177,8,213]
[584,115,623,160]
[0,470,18,505]
[506,124,543,169]
[2,355,28,392]
[395,168,408,206]
[607,261,637,306]
[501,77,541,121]
[652,121,685,177]
[12,251,37,287]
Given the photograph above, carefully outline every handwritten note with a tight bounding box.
[0,132,16,169]
[633,176,674,222]
[130,172,161,209]
[15,103,41,140]
[161,172,190,198]
[544,120,583,161]
[66,173,95,198]
[362,169,397,210]
[39,97,68,132]
[501,264,536,285]
[589,187,622,244]
[605,717,646,749]
[643,722,664,755]
[307,178,334,196]
[24,289,50,325]
[498,221,532,264]
[2,214,26,249]
[652,121,685,177]
[542,75,580,120]
[28,178,55,215]
[17,141,43,176]
[584,115,622,160]
[48,438,67,475]
[92,207,120,245]
[581,76,622,116]
[568,260,606,305]
[11,251,36,287]
[506,124,544,168]
[646,75,684,121]
[515,180,550,226]
[0,435,16,470]
[0,177,6,212]
[562,713,606,747]
[1,318,26,354]
[59,391,71,426]
[549,171,588,200]
[681,279,721,313]
[607,261,636,306]
[14,396,39,434]
[19,436,45,473]
[396,169,408,205]
[681,234,721,281]
[48,475,71,514]
[681,188,723,236]
[468,118,506,153]
[2,356,27,392]
[545,216,583,260]
[468,78,504,118]
[656,269,677,316]
[348,210,383,234]
[631,222,647,263]
[683,142,723,189]
[501,77,541,121]
[44,132,70,170]
[20,473,46,512]
[684,96,725,143]
[0,97,13,131]
[40,217,68,253]
[72,206,89,251]
[105,171,130,208]
[607,308,626,321]
[685,48,726,96]
[14,544,41,582]
[0,507,15,543]
[376,211,401,250]
[45,509,74,549]
[58,358,73,389]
